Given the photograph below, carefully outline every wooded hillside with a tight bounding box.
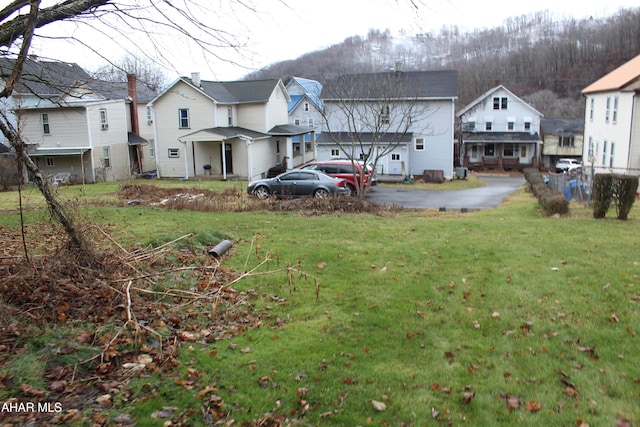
[245,7,640,117]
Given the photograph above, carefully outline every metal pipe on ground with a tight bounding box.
[208,240,233,258]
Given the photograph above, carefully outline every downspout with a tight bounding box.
[244,137,253,181]
[221,141,227,180]
[150,106,161,178]
[180,139,189,179]
[84,105,96,183]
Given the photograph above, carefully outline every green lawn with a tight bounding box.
[0,180,638,426]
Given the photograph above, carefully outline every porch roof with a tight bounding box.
[462,132,541,144]
[28,147,91,156]
[268,124,313,136]
[179,126,270,142]
[128,132,148,145]
[316,131,413,144]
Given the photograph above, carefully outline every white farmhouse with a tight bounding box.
[581,54,640,174]
[457,85,543,171]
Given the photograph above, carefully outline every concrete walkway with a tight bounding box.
[366,174,526,210]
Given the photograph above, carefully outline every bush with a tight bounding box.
[522,168,569,216]
[592,173,614,218]
[0,155,20,191]
[612,175,639,220]
[539,190,570,216]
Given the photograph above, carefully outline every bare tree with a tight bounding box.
[320,67,442,197]
[90,55,169,92]
[0,0,258,262]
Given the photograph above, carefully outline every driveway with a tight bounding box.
[365,174,525,209]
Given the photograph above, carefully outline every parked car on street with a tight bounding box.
[555,158,582,173]
[299,160,373,196]
[247,169,348,199]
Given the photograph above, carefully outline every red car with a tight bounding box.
[299,160,373,196]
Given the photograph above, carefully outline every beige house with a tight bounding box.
[581,54,640,174]
[540,118,584,170]
[14,63,156,184]
[149,73,314,180]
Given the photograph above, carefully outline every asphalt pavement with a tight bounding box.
[365,174,526,210]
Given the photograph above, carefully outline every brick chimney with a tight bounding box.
[127,74,140,135]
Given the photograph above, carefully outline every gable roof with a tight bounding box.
[0,57,92,96]
[0,58,157,103]
[582,54,640,94]
[457,84,543,117]
[321,70,458,100]
[286,77,323,111]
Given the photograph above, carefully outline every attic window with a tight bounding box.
[99,108,108,130]
[42,113,50,135]
[304,102,309,112]
[493,97,507,110]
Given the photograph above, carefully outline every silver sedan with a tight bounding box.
[247,170,348,199]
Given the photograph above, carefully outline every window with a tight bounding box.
[484,144,495,156]
[304,102,309,112]
[168,148,180,158]
[100,108,108,130]
[468,121,476,131]
[178,108,190,128]
[520,146,527,157]
[46,157,54,167]
[103,146,111,168]
[391,153,401,161]
[602,141,607,165]
[293,142,300,152]
[227,107,233,126]
[610,142,615,167]
[380,106,390,124]
[41,113,50,135]
[524,121,531,131]
[294,118,300,126]
[507,121,514,131]
[493,97,507,110]
[146,106,153,124]
[415,138,425,151]
[308,118,314,127]
[613,96,618,124]
[485,121,492,131]
[149,139,155,158]
[503,145,515,157]
[589,98,594,121]
[605,97,610,123]
[331,149,340,157]
[559,136,575,147]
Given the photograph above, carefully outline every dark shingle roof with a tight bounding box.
[195,79,281,103]
[0,57,158,102]
[541,118,584,135]
[0,57,92,96]
[462,131,541,143]
[321,70,458,100]
[316,131,413,144]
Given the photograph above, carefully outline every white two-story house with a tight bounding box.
[7,59,156,183]
[581,54,640,175]
[317,69,458,179]
[149,73,313,180]
[457,85,543,171]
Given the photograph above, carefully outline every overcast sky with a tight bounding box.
[29,0,640,81]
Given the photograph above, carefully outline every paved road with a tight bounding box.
[365,175,526,209]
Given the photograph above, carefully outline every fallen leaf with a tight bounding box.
[491,312,500,318]
[563,388,579,399]
[462,392,476,404]
[526,401,542,412]
[602,283,611,290]
[372,400,387,411]
[316,262,326,269]
[506,395,521,410]
[610,314,620,323]
[96,394,112,406]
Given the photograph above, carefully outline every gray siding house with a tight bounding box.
[318,69,458,179]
